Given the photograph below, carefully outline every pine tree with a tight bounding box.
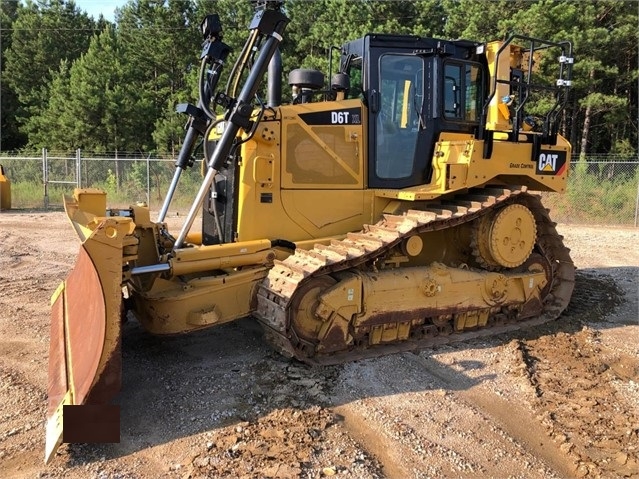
[0,0,23,150]
[4,0,95,142]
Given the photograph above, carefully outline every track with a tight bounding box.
[255,186,576,364]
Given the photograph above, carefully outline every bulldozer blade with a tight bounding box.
[45,196,135,463]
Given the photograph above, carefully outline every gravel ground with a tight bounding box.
[0,213,637,479]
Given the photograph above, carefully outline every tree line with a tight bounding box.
[1,0,637,158]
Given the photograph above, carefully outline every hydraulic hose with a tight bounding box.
[227,29,260,98]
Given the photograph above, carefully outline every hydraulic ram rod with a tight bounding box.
[158,125,199,222]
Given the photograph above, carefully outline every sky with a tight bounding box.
[74,0,127,22]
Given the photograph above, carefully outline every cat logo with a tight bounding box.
[536,150,568,176]
[538,153,559,172]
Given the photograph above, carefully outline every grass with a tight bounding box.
[541,170,638,225]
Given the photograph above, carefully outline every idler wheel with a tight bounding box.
[288,276,337,343]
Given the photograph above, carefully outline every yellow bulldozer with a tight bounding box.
[45,0,575,462]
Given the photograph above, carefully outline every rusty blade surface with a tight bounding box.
[66,248,107,404]
[45,219,130,462]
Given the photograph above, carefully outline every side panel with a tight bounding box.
[280,190,371,238]
[235,127,310,242]
[236,100,379,243]
[281,99,364,190]
[432,133,572,194]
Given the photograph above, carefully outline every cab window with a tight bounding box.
[443,62,483,122]
[347,57,363,99]
[375,54,423,179]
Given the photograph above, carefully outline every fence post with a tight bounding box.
[76,149,82,189]
[42,148,49,209]
[146,154,151,207]
[115,149,119,192]
[634,171,639,227]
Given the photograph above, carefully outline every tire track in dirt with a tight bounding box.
[512,270,639,478]
[516,329,639,478]
[330,354,564,478]
[405,353,576,478]
[332,404,412,478]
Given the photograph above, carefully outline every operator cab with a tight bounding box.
[340,35,487,189]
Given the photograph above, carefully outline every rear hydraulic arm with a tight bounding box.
[157,14,231,223]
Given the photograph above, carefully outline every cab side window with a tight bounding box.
[347,57,364,99]
[443,62,483,122]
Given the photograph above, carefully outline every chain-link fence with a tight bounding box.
[539,159,639,226]
[0,149,204,212]
[1,149,638,226]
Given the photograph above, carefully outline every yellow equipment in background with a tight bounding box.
[0,165,11,210]
[45,1,575,463]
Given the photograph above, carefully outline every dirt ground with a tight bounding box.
[0,211,637,479]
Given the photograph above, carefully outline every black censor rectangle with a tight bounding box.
[63,405,120,443]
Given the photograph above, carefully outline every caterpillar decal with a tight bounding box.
[536,150,568,175]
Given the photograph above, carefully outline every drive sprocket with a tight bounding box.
[473,203,537,269]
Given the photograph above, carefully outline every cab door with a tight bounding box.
[367,48,433,189]
[365,40,486,190]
